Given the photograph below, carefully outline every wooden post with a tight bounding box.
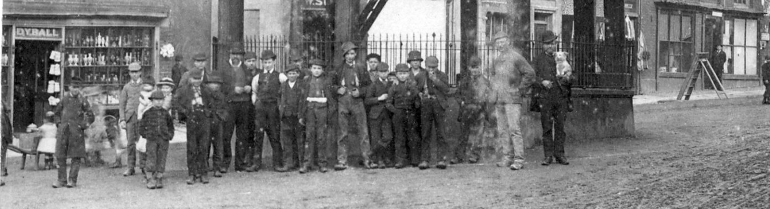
[217,0,244,71]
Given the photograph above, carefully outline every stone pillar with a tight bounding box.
[333,0,361,68]
[217,0,244,71]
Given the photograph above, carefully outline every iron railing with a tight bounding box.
[215,34,636,89]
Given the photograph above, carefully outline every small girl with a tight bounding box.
[37,112,58,170]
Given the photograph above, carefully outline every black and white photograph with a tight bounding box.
[1,0,770,208]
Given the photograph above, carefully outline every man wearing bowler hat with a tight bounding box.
[249,49,287,172]
[489,30,536,170]
[332,41,373,170]
[119,62,146,176]
[220,45,251,173]
[405,50,424,167]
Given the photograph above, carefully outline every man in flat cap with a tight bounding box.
[173,68,214,184]
[119,62,146,176]
[250,49,287,172]
[415,56,451,170]
[489,30,536,170]
[386,63,421,169]
[234,51,259,172]
[332,41,373,170]
[365,62,393,168]
[179,53,212,89]
[301,58,335,173]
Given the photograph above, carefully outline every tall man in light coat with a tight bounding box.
[119,63,145,176]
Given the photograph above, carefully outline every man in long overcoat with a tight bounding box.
[53,80,95,188]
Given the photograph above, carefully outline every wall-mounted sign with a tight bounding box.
[761,33,770,41]
[15,27,63,41]
[712,11,723,17]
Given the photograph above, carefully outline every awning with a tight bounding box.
[3,1,169,18]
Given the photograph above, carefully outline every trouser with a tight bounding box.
[368,112,392,163]
[305,105,329,167]
[208,118,224,170]
[254,101,282,168]
[706,67,724,90]
[539,98,568,158]
[281,115,304,168]
[145,139,169,173]
[420,99,448,162]
[457,104,486,161]
[1,141,7,175]
[337,95,370,165]
[126,115,144,169]
[186,111,210,176]
[392,108,419,165]
[224,101,254,170]
[57,158,82,183]
[496,103,524,163]
[764,84,770,101]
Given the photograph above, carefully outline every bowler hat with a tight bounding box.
[377,62,390,72]
[174,54,184,61]
[149,91,165,100]
[539,30,558,43]
[230,45,245,55]
[244,52,258,60]
[407,51,423,62]
[193,53,207,61]
[340,42,357,54]
[425,56,439,68]
[309,58,326,67]
[157,77,175,87]
[260,50,277,60]
[395,63,410,72]
[128,62,142,71]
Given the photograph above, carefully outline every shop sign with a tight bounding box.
[762,33,770,41]
[15,27,63,41]
[712,11,723,17]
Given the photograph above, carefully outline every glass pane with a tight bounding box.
[670,15,681,41]
[659,12,669,41]
[723,20,732,46]
[746,47,757,75]
[746,19,757,46]
[735,18,745,46]
[682,15,692,41]
[682,42,693,72]
[658,41,669,72]
[723,46,732,74]
[734,47,745,75]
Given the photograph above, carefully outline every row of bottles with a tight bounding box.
[83,71,121,83]
[66,50,151,66]
[66,31,151,47]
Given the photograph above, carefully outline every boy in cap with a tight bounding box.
[139,91,174,189]
[119,62,145,176]
[250,49,287,172]
[455,56,493,164]
[53,78,95,188]
[415,56,451,170]
[278,65,306,172]
[366,53,381,81]
[365,62,393,168]
[236,52,259,172]
[204,73,228,178]
[332,41,373,170]
[179,53,212,89]
[156,77,176,109]
[386,63,421,169]
[301,59,335,173]
[173,69,214,184]
[220,45,249,173]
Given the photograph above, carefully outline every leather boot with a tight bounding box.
[145,172,156,189]
[298,163,309,174]
[200,174,209,184]
[541,156,553,166]
[66,178,77,188]
[155,173,164,189]
[186,176,197,185]
[52,181,66,188]
[122,168,135,176]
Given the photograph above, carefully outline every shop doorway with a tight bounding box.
[704,17,723,89]
[13,40,59,130]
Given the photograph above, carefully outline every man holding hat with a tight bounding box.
[414,56,451,170]
[179,53,212,89]
[489,30,536,170]
[174,67,215,184]
[249,49,287,172]
[532,30,571,167]
[332,41,373,170]
[365,62,394,168]
[119,62,146,176]
[53,77,95,188]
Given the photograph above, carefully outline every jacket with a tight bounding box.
[222,61,252,102]
[489,46,536,104]
[533,51,572,99]
[139,106,174,141]
[280,80,307,119]
[386,81,420,111]
[762,61,770,85]
[303,73,337,111]
[415,69,450,109]
[332,62,372,99]
[365,77,392,119]
[172,84,214,118]
[119,79,143,121]
[55,92,95,158]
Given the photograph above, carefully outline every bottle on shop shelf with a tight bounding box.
[73,54,80,66]
[112,74,118,82]
[96,33,102,47]
[142,51,150,66]
[98,54,106,66]
[86,53,93,66]
[143,32,150,47]
[124,52,132,65]
[118,35,123,47]
[2,54,8,66]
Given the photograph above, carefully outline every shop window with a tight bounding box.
[723,18,758,75]
[657,10,694,73]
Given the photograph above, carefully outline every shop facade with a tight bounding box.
[637,0,766,94]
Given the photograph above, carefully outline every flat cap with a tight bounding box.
[128,62,142,71]
[174,54,184,61]
[149,91,165,100]
[395,63,410,72]
[244,52,258,60]
[377,62,390,72]
[156,77,175,87]
[425,56,439,68]
[193,53,207,61]
[341,42,357,53]
[309,58,326,67]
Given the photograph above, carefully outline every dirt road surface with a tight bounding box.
[1,96,769,208]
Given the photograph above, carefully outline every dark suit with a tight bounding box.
[365,77,393,164]
[415,69,450,163]
[708,50,727,90]
[279,80,306,168]
[221,62,253,171]
[173,84,214,177]
[762,61,770,102]
[533,52,572,159]
[54,92,94,184]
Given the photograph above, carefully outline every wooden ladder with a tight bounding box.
[677,54,728,100]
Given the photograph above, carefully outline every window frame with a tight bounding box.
[657,9,696,73]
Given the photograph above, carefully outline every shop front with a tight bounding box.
[3,3,168,130]
[652,1,764,92]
